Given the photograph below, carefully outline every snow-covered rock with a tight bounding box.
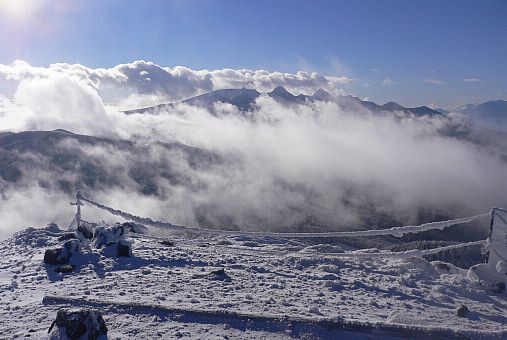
[44,240,82,265]
[48,308,107,340]
[456,305,469,317]
[467,264,506,293]
[93,224,133,257]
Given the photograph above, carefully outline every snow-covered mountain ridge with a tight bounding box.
[122,86,443,117]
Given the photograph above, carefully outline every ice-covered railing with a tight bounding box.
[74,192,507,267]
[79,194,489,238]
[294,239,488,259]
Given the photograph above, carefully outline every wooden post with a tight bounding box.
[70,190,84,230]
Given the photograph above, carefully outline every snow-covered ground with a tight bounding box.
[0,224,506,339]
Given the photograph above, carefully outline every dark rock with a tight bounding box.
[210,268,225,275]
[44,248,67,265]
[456,305,469,317]
[45,223,61,233]
[55,264,75,273]
[435,262,450,271]
[58,233,77,241]
[44,239,82,265]
[63,239,82,254]
[120,222,148,234]
[210,268,231,282]
[492,282,505,293]
[78,224,94,239]
[48,308,107,339]
[117,240,132,257]
[160,240,175,247]
[102,240,132,258]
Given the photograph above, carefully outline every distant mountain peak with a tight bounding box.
[382,102,405,111]
[269,86,293,96]
[53,129,74,134]
[312,89,332,101]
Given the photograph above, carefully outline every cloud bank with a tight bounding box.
[0,61,506,239]
[0,60,352,109]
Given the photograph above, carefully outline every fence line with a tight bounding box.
[80,194,489,239]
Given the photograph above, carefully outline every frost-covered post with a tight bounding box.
[467,207,507,293]
[486,208,507,267]
[70,190,84,230]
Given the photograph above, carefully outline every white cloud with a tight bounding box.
[424,79,445,85]
[383,77,396,86]
[0,60,351,105]
[14,74,115,136]
[463,78,481,83]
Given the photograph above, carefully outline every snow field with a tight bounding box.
[0,225,506,339]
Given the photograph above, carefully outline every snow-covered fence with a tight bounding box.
[72,192,507,288]
[70,191,507,262]
[79,194,489,239]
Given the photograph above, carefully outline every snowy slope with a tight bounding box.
[0,224,506,339]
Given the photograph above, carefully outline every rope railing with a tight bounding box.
[291,240,487,259]
[73,192,493,259]
[79,194,490,239]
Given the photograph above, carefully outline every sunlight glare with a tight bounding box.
[0,0,46,20]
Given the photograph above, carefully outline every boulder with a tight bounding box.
[210,268,231,282]
[117,240,132,257]
[93,226,124,249]
[77,224,94,240]
[160,240,175,247]
[93,225,133,257]
[44,240,82,265]
[120,222,148,234]
[468,263,507,293]
[456,305,469,317]
[102,240,132,258]
[210,268,225,275]
[44,248,68,265]
[48,308,107,339]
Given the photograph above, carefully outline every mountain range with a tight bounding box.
[122,87,506,134]
[123,86,444,117]
[449,100,507,132]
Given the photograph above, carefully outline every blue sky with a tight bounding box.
[0,0,505,107]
